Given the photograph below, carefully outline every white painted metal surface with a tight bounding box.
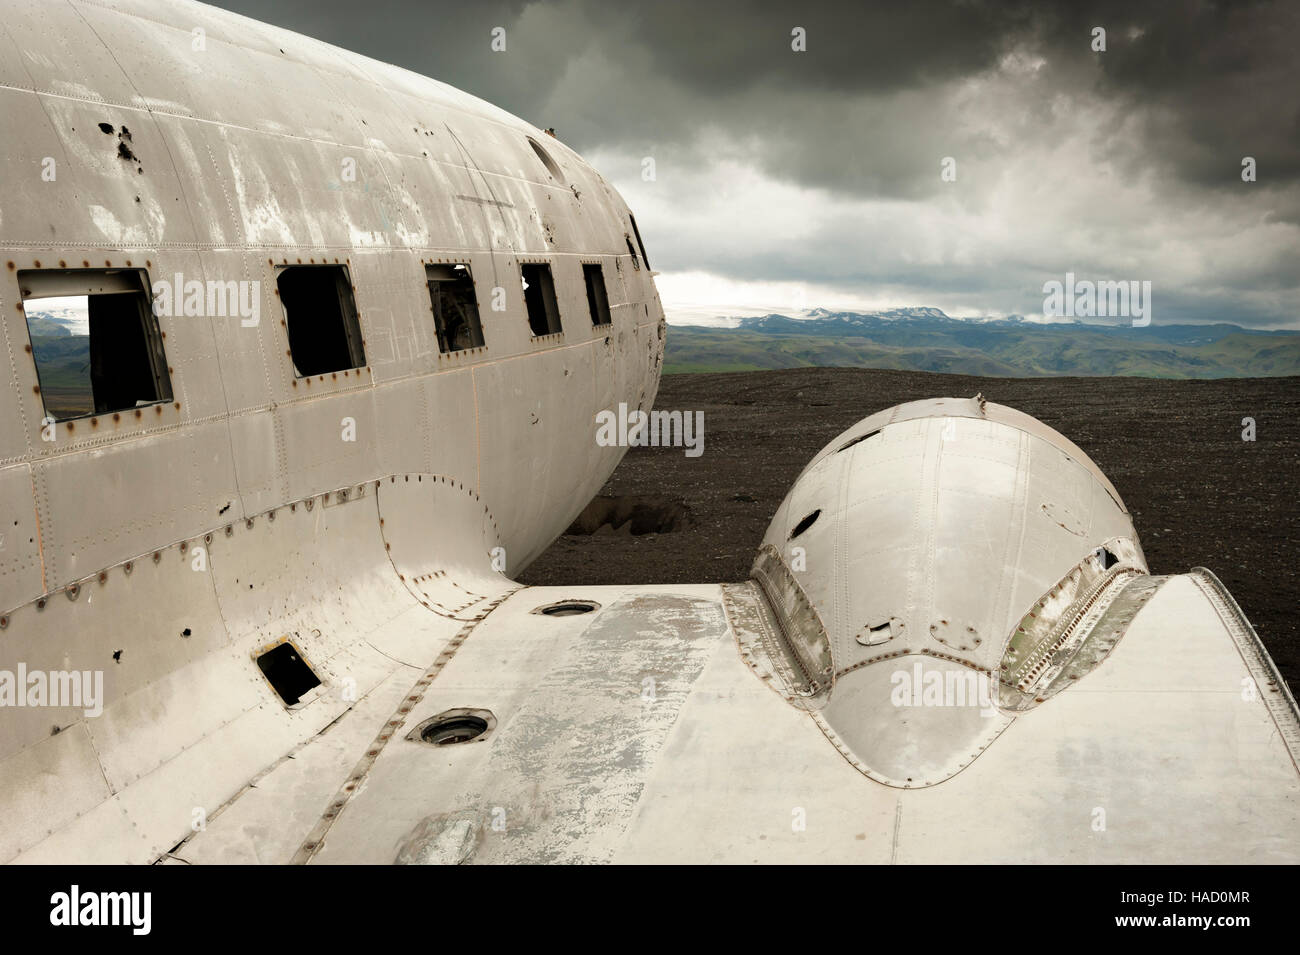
[751,398,1147,786]
[169,577,1299,864]
[0,0,659,862]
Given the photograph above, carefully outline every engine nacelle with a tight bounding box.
[728,396,1159,787]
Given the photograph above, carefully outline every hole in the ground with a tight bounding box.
[790,509,821,540]
[564,495,690,536]
[255,641,320,706]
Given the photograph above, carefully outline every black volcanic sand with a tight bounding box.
[518,367,1300,691]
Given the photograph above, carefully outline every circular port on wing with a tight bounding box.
[422,716,487,745]
[410,708,497,746]
[532,599,601,617]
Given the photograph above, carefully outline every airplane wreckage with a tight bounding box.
[0,0,1295,864]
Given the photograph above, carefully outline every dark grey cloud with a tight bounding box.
[205,0,1300,326]
[210,0,1298,192]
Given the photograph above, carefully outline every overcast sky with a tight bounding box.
[208,0,1299,327]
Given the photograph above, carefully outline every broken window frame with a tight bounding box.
[18,268,173,423]
[629,214,651,271]
[426,263,486,353]
[526,136,565,183]
[520,262,563,338]
[275,264,366,378]
[583,263,612,327]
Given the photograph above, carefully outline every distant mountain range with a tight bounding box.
[24,303,86,336]
[665,309,1300,378]
[22,306,89,399]
[19,303,1300,381]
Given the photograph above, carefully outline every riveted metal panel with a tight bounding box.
[31,417,238,587]
[0,725,114,863]
[0,0,667,865]
[377,473,513,619]
[0,464,43,608]
[754,403,1145,786]
[0,530,226,765]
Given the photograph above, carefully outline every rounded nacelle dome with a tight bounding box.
[742,396,1150,787]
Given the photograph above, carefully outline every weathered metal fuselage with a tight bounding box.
[0,0,662,861]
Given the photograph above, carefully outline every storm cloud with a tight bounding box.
[209,0,1300,326]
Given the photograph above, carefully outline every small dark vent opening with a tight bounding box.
[629,214,651,271]
[790,509,821,540]
[837,429,880,453]
[527,136,564,182]
[256,642,320,706]
[421,715,489,746]
[1100,547,1119,569]
[535,600,600,617]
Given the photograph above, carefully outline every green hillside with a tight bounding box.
[664,319,1300,378]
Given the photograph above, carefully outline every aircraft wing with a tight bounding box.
[131,572,1300,864]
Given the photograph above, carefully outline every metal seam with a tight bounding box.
[289,588,518,864]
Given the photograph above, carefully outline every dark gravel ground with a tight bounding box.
[518,368,1299,692]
